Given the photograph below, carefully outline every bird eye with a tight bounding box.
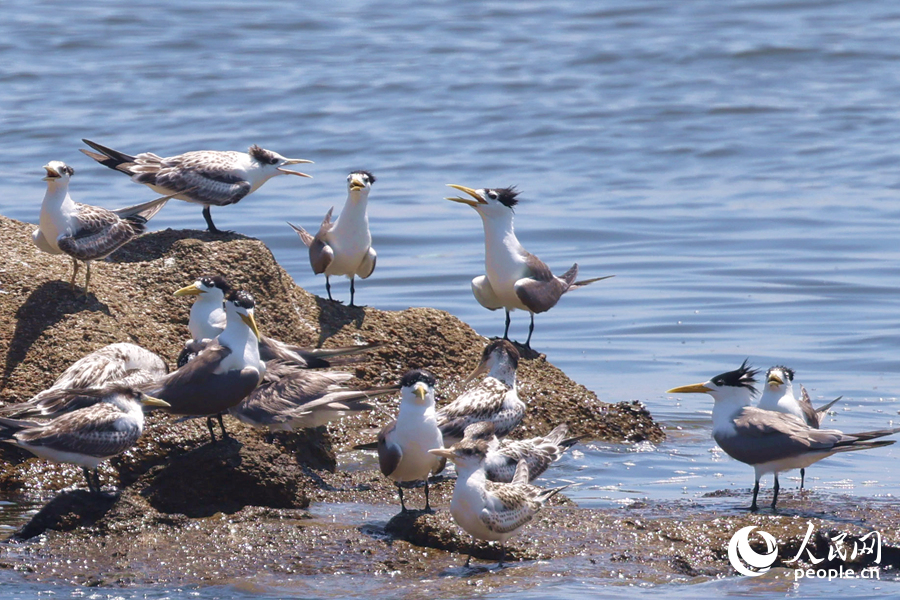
[487,191,497,199]
[269,157,280,165]
[65,165,75,176]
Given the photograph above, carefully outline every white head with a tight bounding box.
[224,289,260,341]
[174,275,232,305]
[247,145,313,179]
[667,360,759,407]
[466,339,520,386]
[103,385,171,414]
[398,369,437,408]
[42,161,74,187]
[764,365,795,397]
[347,170,376,199]
[428,438,489,473]
[445,184,520,221]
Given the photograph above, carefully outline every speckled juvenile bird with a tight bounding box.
[462,421,580,483]
[437,340,523,447]
[81,139,313,234]
[33,161,174,296]
[429,438,567,568]
[445,184,611,347]
[288,171,377,306]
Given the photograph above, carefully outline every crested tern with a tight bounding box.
[0,342,168,420]
[229,359,399,433]
[429,438,567,568]
[145,289,265,443]
[757,366,842,489]
[462,421,580,483]
[33,161,173,296]
[437,340,524,447]
[288,171,377,306]
[81,139,312,234]
[377,370,445,512]
[0,385,169,494]
[667,361,900,511]
[445,184,611,347]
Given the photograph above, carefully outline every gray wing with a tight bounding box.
[498,438,561,482]
[716,407,846,465]
[797,385,821,428]
[14,403,142,458]
[146,153,251,206]
[513,258,576,314]
[145,343,261,416]
[57,204,140,261]
[377,420,401,477]
[437,379,521,442]
[481,481,539,534]
[358,247,376,279]
[309,208,335,274]
[233,366,353,425]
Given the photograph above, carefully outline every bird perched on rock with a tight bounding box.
[462,421,580,483]
[667,361,899,511]
[756,365,842,489]
[0,343,168,420]
[288,171,377,306]
[0,385,169,494]
[33,161,173,296]
[437,340,523,447]
[377,370,445,512]
[80,139,313,234]
[429,438,567,568]
[445,184,611,347]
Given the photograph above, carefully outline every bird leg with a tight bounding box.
[217,413,230,440]
[396,483,407,513]
[424,476,433,513]
[771,474,780,511]
[205,416,218,443]
[349,277,356,307]
[498,544,506,569]
[524,313,535,348]
[93,469,102,494]
[202,206,232,235]
[82,467,94,493]
[325,275,334,302]
[503,310,511,340]
[69,258,80,291]
[749,478,760,512]
[465,538,476,568]
[83,262,92,296]
[800,467,806,491]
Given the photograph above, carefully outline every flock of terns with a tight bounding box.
[3,139,899,568]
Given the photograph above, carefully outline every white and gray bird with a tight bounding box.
[437,340,524,447]
[0,343,168,420]
[173,274,382,368]
[144,289,265,443]
[377,370,445,512]
[0,385,169,494]
[288,171,377,306]
[757,365,842,489]
[668,361,899,511]
[80,139,312,234]
[462,421,580,483]
[445,184,611,347]
[429,438,567,568]
[229,360,399,433]
[33,161,173,295]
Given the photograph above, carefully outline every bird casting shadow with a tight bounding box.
[314,296,366,347]
[2,280,111,393]
[15,488,118,540]
[107,228,252,264]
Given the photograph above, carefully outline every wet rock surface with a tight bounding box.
[0,215,895,590]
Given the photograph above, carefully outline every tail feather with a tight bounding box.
[834,440,895,453]
[113,189,187,220]
[559,434,587,449]
[571,274,614,290]
[287,222,314,247]
[536,484,569,504]
[542,424,569,446]
[80,139,138,174]
[816,396,842,416]
[841,427,900,444]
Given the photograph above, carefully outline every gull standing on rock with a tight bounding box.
[0,385,170,494]
[144,290,265,443]
[80,139,313,234]
[462,421,580,483]
[288,171,377,306]
[445,184,611,348]
[667,361,899,511]
[429,438,567,568]
[757,365,842,489]
[33,161,174,296]
[437,340,523,447]
[377,370,445,512]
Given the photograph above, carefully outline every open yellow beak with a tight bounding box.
[767,374,784,386]
[42,165,60,180]
[445,184,487,207]
[140,395,171,408]
[666,383,712,394]
[174,283,203,296]
[241,312,261,340]
[278,158,314,178]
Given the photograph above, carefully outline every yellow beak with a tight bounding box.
[666,383,712,394]
[445,184,487,207]
[240,312,261,340]
[428,448,455,460]
[140,395,171,408]
[463,357,490,384]
[278,158,314,178]
[767,374,784,386]
[174,283,203,296]
[413,383,428,403]
[42,165,60,180]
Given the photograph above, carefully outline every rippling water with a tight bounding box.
[2,0,900,596]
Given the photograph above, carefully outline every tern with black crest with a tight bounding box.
[445,184,611,347]
[81,139,312,234]
[668,361,899,511]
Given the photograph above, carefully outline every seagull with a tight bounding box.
[377,370,445,512]
[437,340,524,447]
[288,171,377,306]
[229,360,400,433]
[757,365,842,489]
[173,274,383,368]
[0,342,168,420]
[81,139,313,234]
[33,161,174,295]
[0,385,170,494]
[462,421,581,483]
[445,184,611,347]
[667,360,900,511]
[429,438,567,568]
[144,289,265,443]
